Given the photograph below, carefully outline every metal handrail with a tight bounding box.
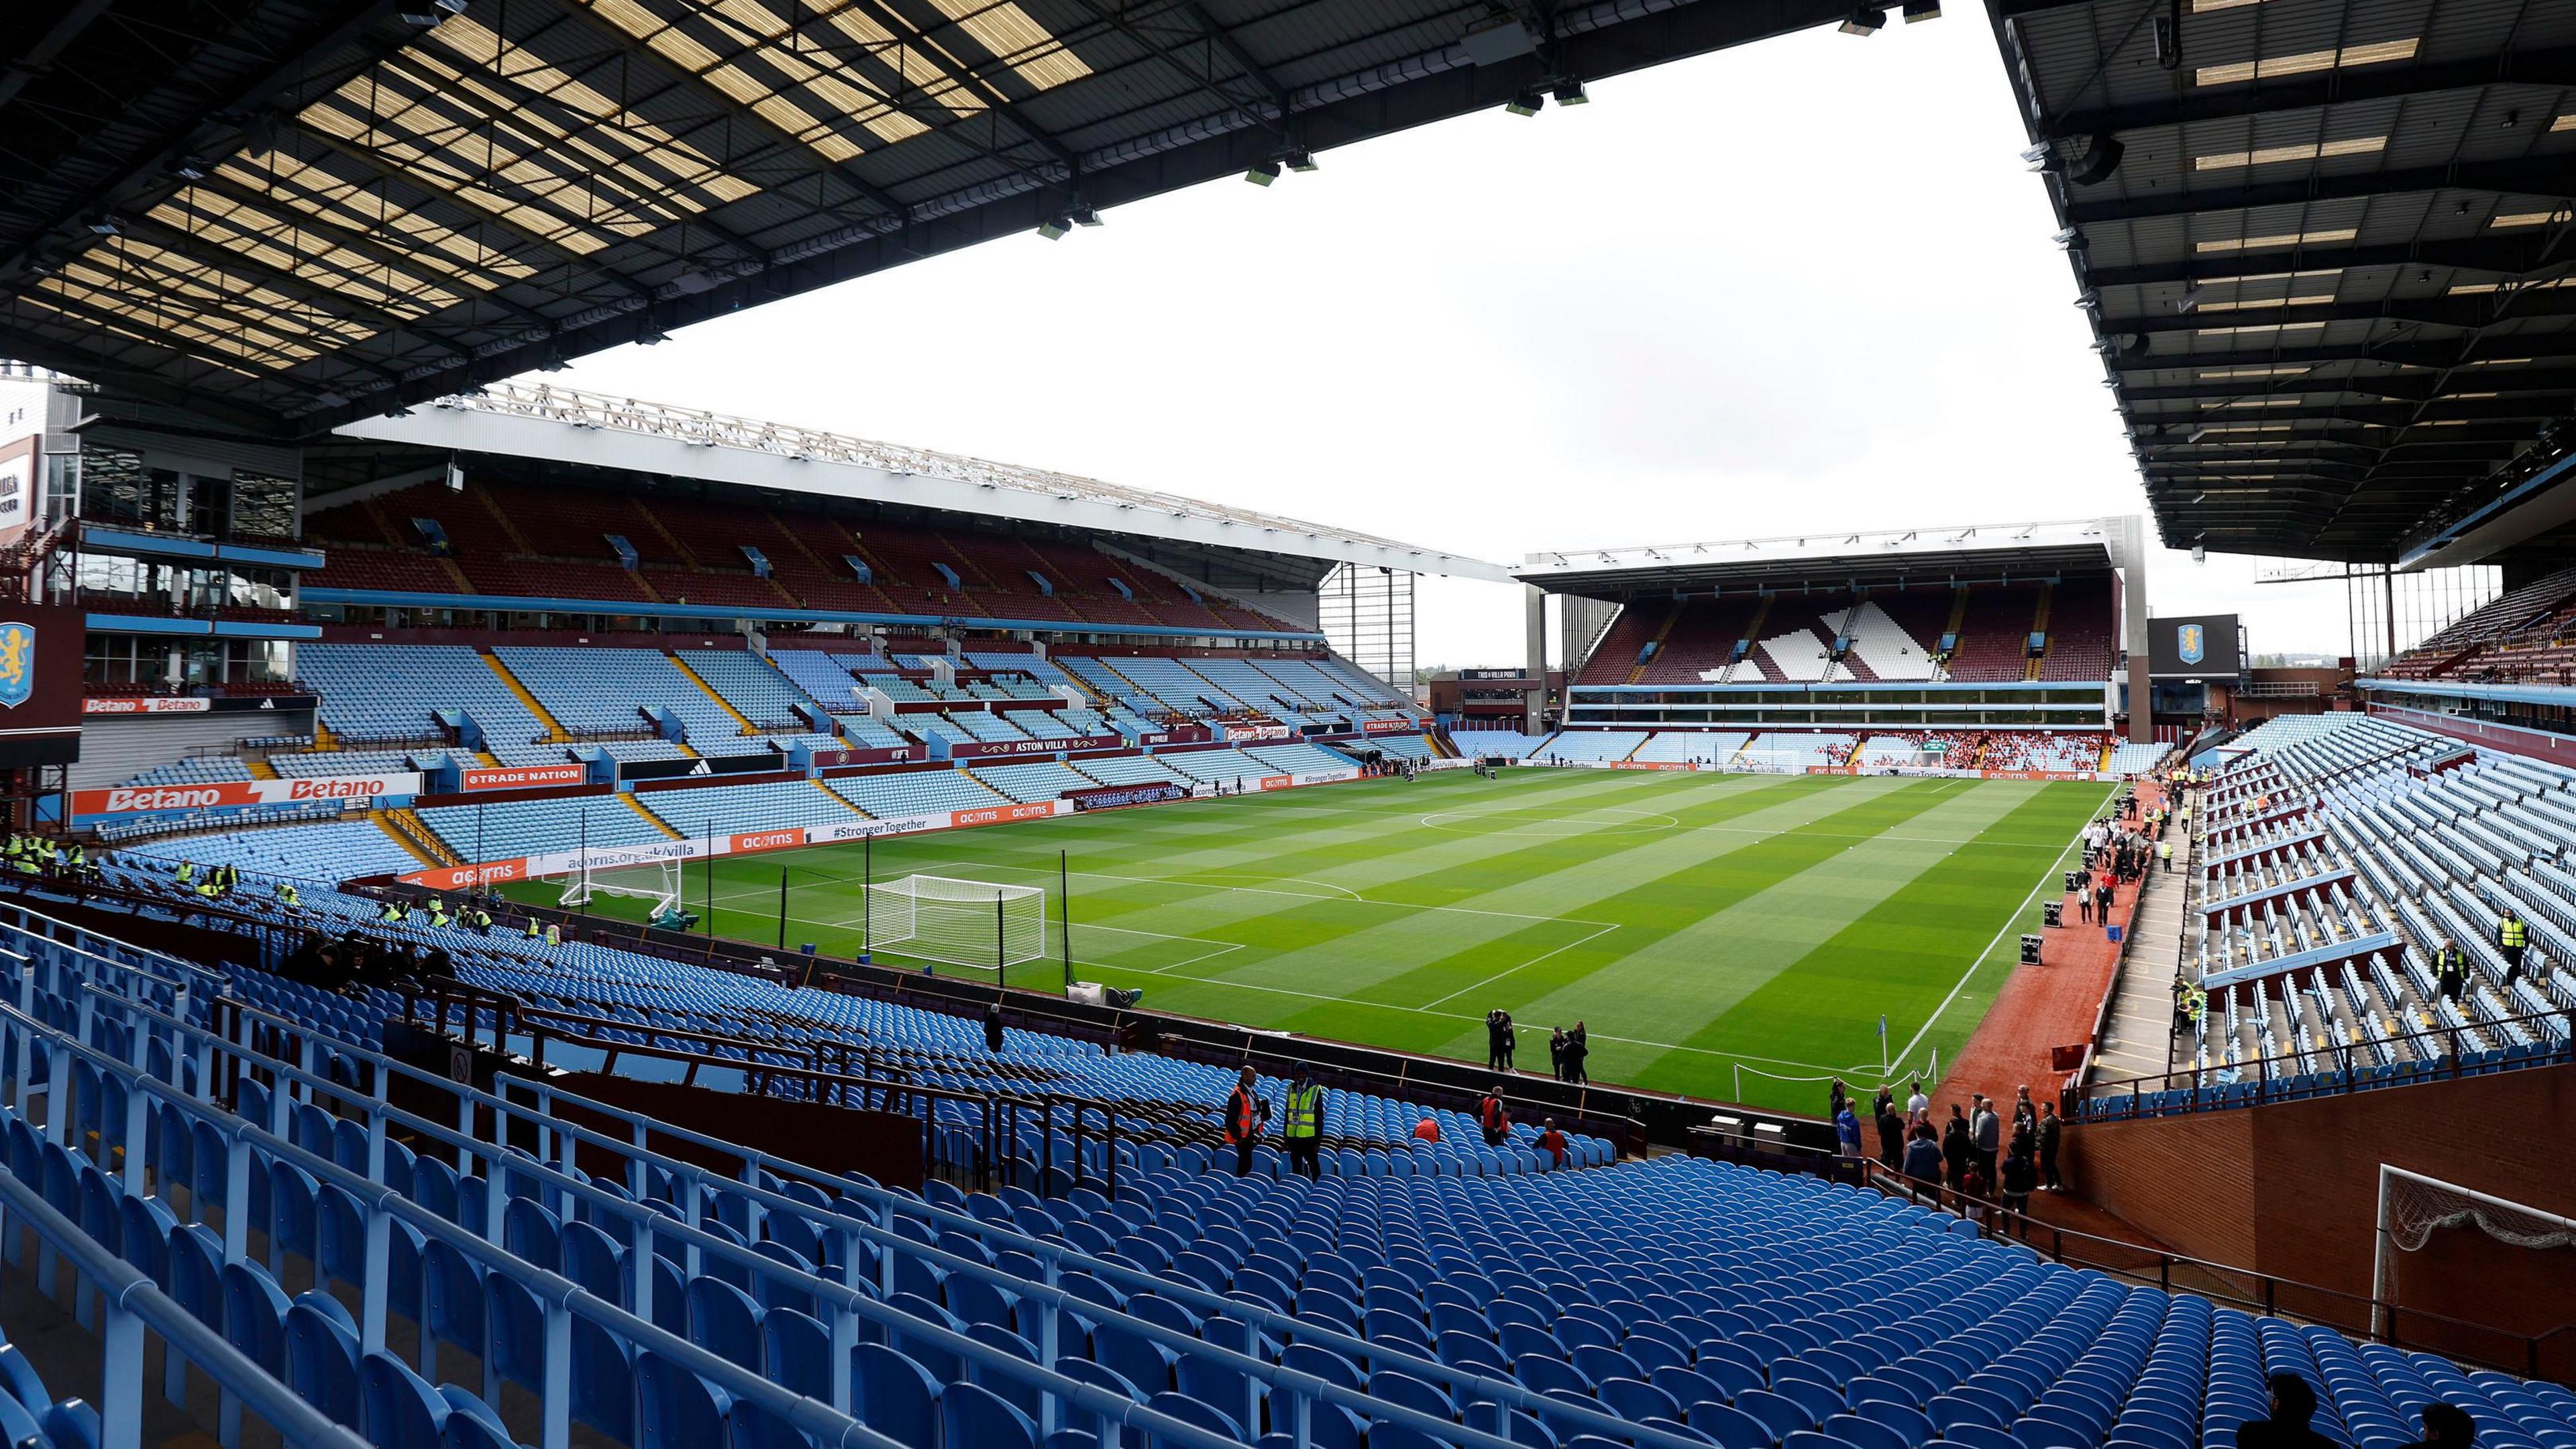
[2084,1003,2576,1115]
[0,1171,375,1449]
[1858,1167,2567,1380]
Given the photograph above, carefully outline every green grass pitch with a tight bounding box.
[508,769,2108,1112]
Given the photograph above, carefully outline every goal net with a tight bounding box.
[867,874,1047,973]
[559,857,684,916]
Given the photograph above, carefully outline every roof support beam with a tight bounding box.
[2121,368,2576,404]
[182,169,557,333]
[0,0,119,112]
[0,319,288,431]
[2080,238,2572,290]
[278,120,659,303]
[2121,339,2576,371]
[529,4,912,225]
[2065,159,2576,227]
[0,0,410,280]
[119,213,477,364]
[1046,0,1287,145]
[2045,46,2576,140]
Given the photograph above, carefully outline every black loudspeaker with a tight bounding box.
[2020,934,2043,965]
[2042,900,2063,928]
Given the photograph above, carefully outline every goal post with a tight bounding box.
[557,856,684,916]
[865,873,1047,975]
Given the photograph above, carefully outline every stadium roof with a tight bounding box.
[0,0,1851,438]
[327,380,1517,576]
[1513,517,2141,596]
[1991,0,2576,565]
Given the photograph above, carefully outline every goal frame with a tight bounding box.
[557,856,684,916]
[864,873,1048,975]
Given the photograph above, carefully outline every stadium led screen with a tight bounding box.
[2147,614,2242,678]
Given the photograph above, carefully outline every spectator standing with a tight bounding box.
[2012,1085,2037,1140]
[2237,1374,2342,1449]
[1562,1022,1589,1085]
[1281,1063,1325,1179]
[1875,1102,1904,1169]
[1829,1079,1850,1122]
[2497,909,2529,987]
[2078,884,2094,925]
[2436,940,2469,1003]
[1548,1028,1568,1080]
[1478,1085,1511,1147]
[1486,1009,1517,1072]
[1834,1104,1863,1160]
[1941,1104,1972,1189]
[1999,1138,2037,1234]
[1905,1077,1929,1122]
[983,1001,1006,1054]
[1970,1095,2001,1181]
[1958,1159,1992,1228]
[1902,1124,1944,1187]
[1221,1067,1268,1177]
[2037,1102,2063,1191]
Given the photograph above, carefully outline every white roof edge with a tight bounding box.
[329,382,1517,582]
[1517,517,2131,576]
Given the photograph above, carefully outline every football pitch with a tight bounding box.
[508,769,2108,1111]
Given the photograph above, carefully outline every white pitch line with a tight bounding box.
[1887,782,2119,1074]
[1417,922,1623,1011]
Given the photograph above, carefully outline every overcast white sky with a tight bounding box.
[551,11,2359,667]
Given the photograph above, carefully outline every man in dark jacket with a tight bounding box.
[1941,1105,1972,1189]
[1478,1085,1511,1148]
[1486,1010,1515,1073]
[1560,1022,1589,1085]
[1902,1124,1945,1187]
[1874,1103,1905,1170]
[2036,1102,2064,1192]
[2237,1374,2342,1449]
[983,1001,1006,1054]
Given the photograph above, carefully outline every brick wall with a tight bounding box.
[2065,1064,2576,1372]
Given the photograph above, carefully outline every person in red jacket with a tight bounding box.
[1477,1085,1511,1147]
[1221,1067,1268,1176]
[1535,1118,1570,1170]
[1411,1114,1441,1144]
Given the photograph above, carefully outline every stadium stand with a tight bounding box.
[1071,755,1199,788]
[1982,733,2104,773]
[1629,731,1742,764]
[971,761,1104,802]
[1741,733,1857,771]
[1157,749,1281,786]
[1946,585,2043,682]
[311,478,1318,631]
[1449,729,1554,759]
[295,644,553,754]
[8,888,2575,1449]
[2106,742,2172,776]
[117,756,256,787]
[679,651,820,730]
[2377,566,2576,682]
[767,649,871,711]
[1243,743,1363,776]
[827,770,1008,818]
[643,780,865,835]
[2094,715,2576,1119]
[492,647,768,755]
[123,820,425,882]
[416,796,672,858]
[1535,732,1648,764]
[1371,735,1436,762]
